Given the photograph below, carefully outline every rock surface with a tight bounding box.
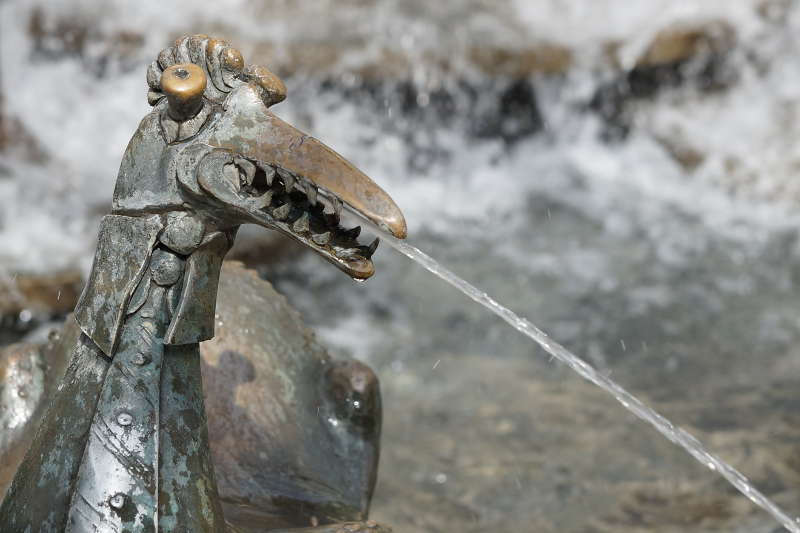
[0,270,84,317]
[369,353,800,533]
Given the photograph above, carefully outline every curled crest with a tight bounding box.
[146,34,287,108]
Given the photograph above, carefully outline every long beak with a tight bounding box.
[207,84,407,239]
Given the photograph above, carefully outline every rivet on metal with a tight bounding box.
[108,493,125,510]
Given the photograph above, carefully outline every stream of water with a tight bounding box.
[372,228,800,533]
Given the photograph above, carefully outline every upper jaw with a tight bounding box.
[207,84,407,239]
[196,149,379,279]
[195,84,407,279]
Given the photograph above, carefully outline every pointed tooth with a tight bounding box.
[263,165,276,186]
[252,190,273,209]
[343,226,361,240]
[292,212,310,233]
[223,163,240,190]
[364,238,379,258]
[307,184,318,205]
[312,231,331,245]
[332,197,342,217]
[273,203,291,220]
[234,156,256,185]
[278,168,295,193]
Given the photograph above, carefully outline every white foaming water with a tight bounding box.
[376,230,800,533]
[2,0,800,277]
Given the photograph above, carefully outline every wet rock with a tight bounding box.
[226,225,297,269]
[323,76,544,160]
[0,90,48,162]
[757,0,793,23]
[636,21,735,69]
[369,353,800,532]
[27,7,145,76]
[0,262,385,531]
[469,44,572,78]
[653,132,706,173]
[0,268,83,346]
[268,520,391,533]
[592,21,737,141]
[0,270,84,317]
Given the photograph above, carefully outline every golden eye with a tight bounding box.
[161,63,207,121]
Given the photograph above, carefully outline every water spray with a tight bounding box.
[368,224,800,533]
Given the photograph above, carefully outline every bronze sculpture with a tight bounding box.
[0,34,405,532]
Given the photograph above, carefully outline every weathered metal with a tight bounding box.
[0,34,402,532]
[1,263,386,530]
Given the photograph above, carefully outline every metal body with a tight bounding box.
[0,34,405,532]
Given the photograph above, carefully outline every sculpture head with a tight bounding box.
[146,35,406,279]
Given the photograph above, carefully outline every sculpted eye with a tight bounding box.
[160,63,207,121]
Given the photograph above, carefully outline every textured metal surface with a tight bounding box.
[0,343,46,497]
[0,321,80,502]
[67,247,227,532]
[158,343,226,532]
[111,109,179,214]
[1,263,387,531]
[164,232,230,345]
[0,333,110,530]
[74,214,164,356]
[66,306,165,532]
[159,212,207,255]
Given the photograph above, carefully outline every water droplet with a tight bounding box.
[18,309,33,323]
[109,493,125,509]
[434,473,447,484]
[117,412,133,426]
[707,462,717,471]
[352,400,361,409]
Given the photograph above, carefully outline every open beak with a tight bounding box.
[201,84,407,279]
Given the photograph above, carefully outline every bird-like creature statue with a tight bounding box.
[0,34,405,532]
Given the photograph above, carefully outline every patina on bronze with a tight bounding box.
[0,34,404,532]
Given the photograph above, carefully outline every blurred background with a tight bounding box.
[2,1,800,531]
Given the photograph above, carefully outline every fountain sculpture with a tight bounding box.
[0,34,404,532]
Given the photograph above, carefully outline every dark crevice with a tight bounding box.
[590,52,737,142]
[317,77,544,174]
